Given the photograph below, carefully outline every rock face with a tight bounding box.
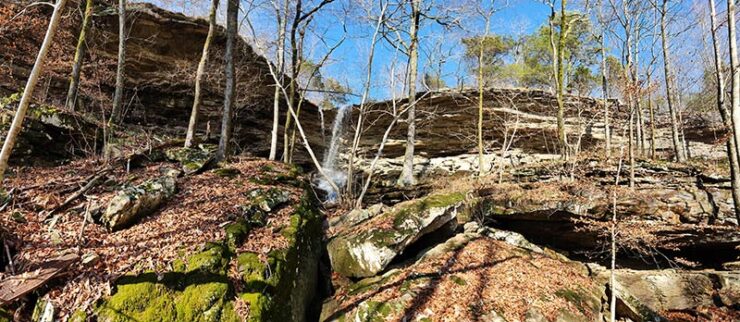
[101,170,178,231]
[0,2,330,165]
[613,270,739,320]
[327,192,466,278]
[0,95,102,165]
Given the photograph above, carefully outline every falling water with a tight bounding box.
[317,105,351,201]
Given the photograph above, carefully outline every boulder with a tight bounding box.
[604,269,740,321]
[165,144,216,175]
[239,188,291,226]
[101,171,178,231]
[327,192,466,278]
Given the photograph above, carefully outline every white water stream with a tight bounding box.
[317,105,351,201]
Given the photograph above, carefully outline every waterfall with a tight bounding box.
[317,105,351,201]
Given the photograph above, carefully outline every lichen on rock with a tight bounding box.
[101,172,178,231]
[327,191,466,278]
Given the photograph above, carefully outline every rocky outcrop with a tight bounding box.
[322,229,606,322]
[327,192,466,278]
[587,265,740,321]
[0,94,102,165]
[101,169,179,231]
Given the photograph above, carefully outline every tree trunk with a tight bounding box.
[477,23,487,176]
[65,0,93,111]
[110,0,126,124]
[0,0,68,183]
[555,0,569,160]
[185,0,219,148]
[600,27,610,159]
[347,3,387,201]
[398,0,421,186]
[660,0,684,162]
[216,0,238,161]
[269,0,287,161]
[283,0,302,163]
[647,75,656,159]
[710,0,740,224]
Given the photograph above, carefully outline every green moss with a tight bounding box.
[236,252,271,292]
[354,301,398,322]
[392,192,465,229]
[213,168,241,178]
[186,243,229,274]
[239,292,270,322]
[97,276,177,322]
[0,308,11,322]
[450,275,467,286]
[176,278,230,322]
[69,309,88,322]
[224,219,251,251]
[555,287,599,316]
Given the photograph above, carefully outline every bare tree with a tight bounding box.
[709,0,740,224]
[398,0,421,186]
[346,1,388,201]
[597,0,611,159]
[185,0,219,148]
[110,0,126,124]
[474,1,499,177]
[283,0,337,164]
[0,0,69,183]
[65,0,94,111]
[658,0,684,162]
[269,0,288,160]
[216,0,239,161]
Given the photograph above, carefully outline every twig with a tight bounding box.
[44,168,110,219]
[4,243,14,275]
[78,201,91,246]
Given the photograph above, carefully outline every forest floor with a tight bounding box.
[0,157,306,318]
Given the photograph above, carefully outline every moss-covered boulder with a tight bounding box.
[327,192,466,278]
[101,173,178,231]
[165,144,216,175]
[239,188,291,226]
[96,271,236,322]
[236,193,323,322]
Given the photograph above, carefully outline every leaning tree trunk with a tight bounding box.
[185,0,219,148]
[398,0,421,187]
[711,0,740,224]
[216,0,238,161]
[0,0,68,183]
[110,0,126,124]
[660,0,684,162]
[65,0,93,111]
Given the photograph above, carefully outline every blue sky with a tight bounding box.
[146,0,709,106]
